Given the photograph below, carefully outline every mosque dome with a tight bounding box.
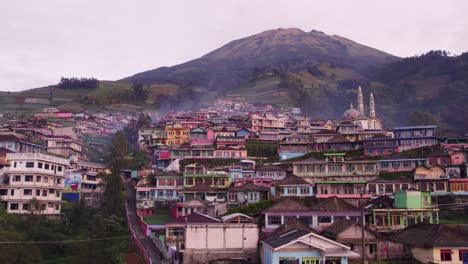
[343,103,363,120]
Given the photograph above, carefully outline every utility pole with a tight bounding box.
[361,192,366,264]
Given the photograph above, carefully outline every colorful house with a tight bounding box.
[413,165,449,193]
[393,125,438,151]
[260,218,359,264]
[293,153,378,183]
[369,190,439,231]
[363,135,398,156]
[378,155,426,172]
[183,164,230,189]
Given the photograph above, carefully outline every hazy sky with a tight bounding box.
[1,0,467,91]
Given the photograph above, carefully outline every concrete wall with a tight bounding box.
[183,224,259,264]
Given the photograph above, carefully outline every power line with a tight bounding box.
[0,235,144,244]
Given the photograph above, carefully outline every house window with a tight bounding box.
[40,204,46,211]
[36,176,41,182]
[318,216,332,223]
[43,190,47,196]
[38,162,43,169]
[10,189,14,196]
[298,216,313,226]
[10,203,19,210]
[45,164,50,170]
[0,189,7,196]
[288,187,297,195]
[44,177,48,183]
[25,175,33,182]
[13,175,21,182]
[300,187,310,195]
[36,190,40,196]
[22,203,30,211]
[57,166,62,172]
[435,183,446,191]
[440,250,452,261]
[26,162,34,168]
[23,189,32,196]
[459,250,468,261]
[279,257,299,264]
[55,204,60,210]
[267,215,282,226]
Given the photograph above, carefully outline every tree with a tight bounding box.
[132,83,147,101]
[408,111,438,126]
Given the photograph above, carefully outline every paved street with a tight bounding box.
[125,180,167,264]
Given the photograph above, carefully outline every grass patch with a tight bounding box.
[142,207,173,225]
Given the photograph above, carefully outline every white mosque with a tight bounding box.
[343,86,382,130]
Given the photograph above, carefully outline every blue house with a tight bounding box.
[235,128,253,138]
[260,218,359,264]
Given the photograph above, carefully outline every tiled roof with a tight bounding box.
[263,198,310,212]
[391,223,468,247]
[277,174,311,186]
[262,218,315,248]
[229,182,270,192]
[169,212,221,224]
[326,135,350,143]
[256,164,286,172]
[311,197,359,212]
[322,219,359,237]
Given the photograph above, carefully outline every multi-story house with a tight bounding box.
[189,127,214,146]
[0,134,46,153]
[278,133,313,160]
[378,155,426,172]
[229,160,256,181]
[363,135,398,156]
[366,177,413,196]
[214,136,247,158]
[165,123,190,145]
[413,165,449,193]
[369,190,439,231]
[293,153,378,183]
[393,125,438,151]
[183,164,230,189]
[46,135,83,158]
[0,153,69,215]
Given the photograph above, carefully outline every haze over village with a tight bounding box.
[0,1,468,264]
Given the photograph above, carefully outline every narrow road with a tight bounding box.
[125,180,165,264]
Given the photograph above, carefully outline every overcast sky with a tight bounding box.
[1,0,467,91]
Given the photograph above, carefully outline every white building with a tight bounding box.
[0,153,70,215]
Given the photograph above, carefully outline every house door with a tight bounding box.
[461,251,468,264]
[301,257,319,264]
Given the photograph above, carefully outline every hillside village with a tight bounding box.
[0,85,467,264]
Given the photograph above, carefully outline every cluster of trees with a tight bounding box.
[58,77,100,89]
[0,129,146,263]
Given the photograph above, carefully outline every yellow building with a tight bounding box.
[165,124,190,145]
